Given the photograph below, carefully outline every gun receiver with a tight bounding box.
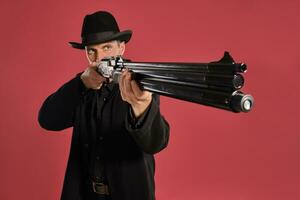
[97,52,254,113]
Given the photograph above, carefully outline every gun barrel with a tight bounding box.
[113,71,244,92]
[134,70,244,90]
[119,61,247,74]
[98,52,254,113]
[139,78,253,112]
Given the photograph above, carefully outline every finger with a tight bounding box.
[119,69,127,100]
[126,73,142,103]
[130,80,144,98]
[89,71,102,82]
[90,62,99,67]
[137,90,151,101]
[123,70,133,100]
[89,65,100,74]
[123,70,138,103]
[89,62,101,75]
[90,66,107,81]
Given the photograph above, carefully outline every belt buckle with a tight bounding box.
[92,181,109,195]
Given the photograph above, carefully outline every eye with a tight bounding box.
[102,45,112,52]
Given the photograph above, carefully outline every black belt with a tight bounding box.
[92,181,110,195]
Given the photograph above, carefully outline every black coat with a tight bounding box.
[38,75,170,200]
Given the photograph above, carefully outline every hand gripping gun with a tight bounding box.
[97,52,254,113]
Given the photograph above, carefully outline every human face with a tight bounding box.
[85,40,125,64]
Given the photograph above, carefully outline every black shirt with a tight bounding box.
[85,82,150,184]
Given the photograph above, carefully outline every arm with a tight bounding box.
[38,63,107,131]
[119,70,170,154]
[125,95,170,154]
[38,75,86,131]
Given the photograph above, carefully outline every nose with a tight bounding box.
[95,53,107,63]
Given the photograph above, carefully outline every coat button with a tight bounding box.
[103,97,107,102]
[96,156,100,160]
[84,143,89,148]
[98,136,103,141]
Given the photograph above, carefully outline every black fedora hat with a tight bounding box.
[69,11,132,49]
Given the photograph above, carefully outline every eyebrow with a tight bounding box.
[101,44,113,47]
[86,43,113,50]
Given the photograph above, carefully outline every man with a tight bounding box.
[38,11,170,200]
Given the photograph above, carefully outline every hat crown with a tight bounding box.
[81,11,120,36]
[69,10,132,49]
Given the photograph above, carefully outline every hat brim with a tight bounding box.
[69,30,132,50]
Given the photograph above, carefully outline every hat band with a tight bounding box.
[82,31,116,44]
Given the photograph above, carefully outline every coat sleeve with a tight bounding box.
[125,95,170,154]
[38,75,87,131]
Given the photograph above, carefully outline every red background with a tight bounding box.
[1,0,300,200]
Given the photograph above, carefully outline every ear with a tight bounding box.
[119,42,125,55]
